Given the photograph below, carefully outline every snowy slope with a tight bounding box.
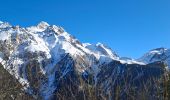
[83,42,118,59]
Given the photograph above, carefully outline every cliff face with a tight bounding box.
[0,21,169,100]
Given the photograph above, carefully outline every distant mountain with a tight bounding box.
[0,21,169,100]
[138,48,170,69]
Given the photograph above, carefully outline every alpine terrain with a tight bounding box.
[0,21,170,100]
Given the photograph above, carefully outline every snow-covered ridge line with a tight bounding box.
[0,21,169,66]
[83,42,146,64]
[0,21,147,65]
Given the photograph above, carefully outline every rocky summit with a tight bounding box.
[0,21,170,100]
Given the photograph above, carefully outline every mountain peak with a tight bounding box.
[0,21,11,28]
[138,48,170,69]
[150,47,168,53]
[37,21,50,29]
[0,21,3,24]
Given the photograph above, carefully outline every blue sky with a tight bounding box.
[0,0,170,58]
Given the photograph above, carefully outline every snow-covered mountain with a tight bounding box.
[138,48,170,69]
[0,21,169,100]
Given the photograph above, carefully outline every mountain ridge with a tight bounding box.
[0,21,169,100]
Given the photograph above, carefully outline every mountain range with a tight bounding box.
[0,21,169,100]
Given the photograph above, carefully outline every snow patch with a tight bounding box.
[0,31,10,41]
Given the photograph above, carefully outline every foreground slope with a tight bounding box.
[0,63,34,100]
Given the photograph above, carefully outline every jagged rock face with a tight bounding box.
[0,21,169,100]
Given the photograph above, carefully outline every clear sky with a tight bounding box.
[0,0,170,58]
